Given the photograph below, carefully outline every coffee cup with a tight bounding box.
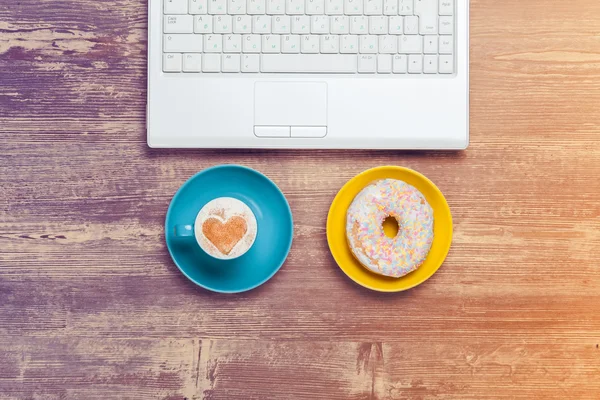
[175,197,258,260]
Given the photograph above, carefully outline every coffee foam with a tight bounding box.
[195,197,257,260]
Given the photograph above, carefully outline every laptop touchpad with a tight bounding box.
[254,82,327,127]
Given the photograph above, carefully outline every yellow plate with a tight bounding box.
[327,166,453,292]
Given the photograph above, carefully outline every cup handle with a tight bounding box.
[174,224,194,238]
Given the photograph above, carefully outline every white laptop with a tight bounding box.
[147,0,469,149]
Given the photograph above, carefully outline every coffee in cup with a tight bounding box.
[175,197,257,260]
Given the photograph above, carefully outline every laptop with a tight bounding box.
[147,0,469,149]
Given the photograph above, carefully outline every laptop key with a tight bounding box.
[164,34,203,52]
[415,0,438,34]
[202,53,221,71]
[164,15,194,33]
[358,54,376,73]
[261,54,356,72]
[163,53,183,72]
[165,0,189,14]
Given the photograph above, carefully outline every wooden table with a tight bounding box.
[1,1,600,399]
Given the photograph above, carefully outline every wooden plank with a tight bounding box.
[200,340,600,399]
[1,338,598,400]
[0,337,198,400]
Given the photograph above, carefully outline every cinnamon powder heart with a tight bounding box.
[201,216,248,255]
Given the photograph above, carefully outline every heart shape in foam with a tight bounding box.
[201,216,248,255]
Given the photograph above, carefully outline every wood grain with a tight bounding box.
[1,0,600,398]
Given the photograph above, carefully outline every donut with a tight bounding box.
[195,197,257,260]
[346,179,434,278]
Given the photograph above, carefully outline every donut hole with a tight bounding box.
[382,216,400,238]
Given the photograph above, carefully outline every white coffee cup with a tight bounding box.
[175,197,258,260]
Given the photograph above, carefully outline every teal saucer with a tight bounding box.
[165,165,294,293]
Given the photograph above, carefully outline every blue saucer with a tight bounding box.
[165,165,294,293]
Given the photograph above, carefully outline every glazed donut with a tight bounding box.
[346,179,434,278]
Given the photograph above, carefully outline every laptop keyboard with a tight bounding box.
[162,0,455,74]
